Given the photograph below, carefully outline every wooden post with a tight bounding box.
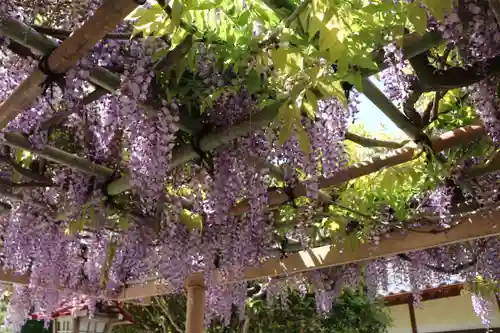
[408,299,418,333]
[186,283,205,333]
[71,317,80,333]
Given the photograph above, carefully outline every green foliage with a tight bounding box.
[246,289,391,333]
[127,0,455,149]
[465,276,500,298]
[114,289,391,333]
[20,321,51,333]
[425,89,477,133]
[337,155,448,223]
[123,0,486,256]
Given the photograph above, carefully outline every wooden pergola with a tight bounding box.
[0,1,499,333]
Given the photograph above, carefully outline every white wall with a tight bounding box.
[387,294,500,333]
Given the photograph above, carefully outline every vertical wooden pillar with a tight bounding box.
[71,317,80,333]
[408,299,418,333]
[186,284,205,333]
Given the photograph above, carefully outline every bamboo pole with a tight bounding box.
[361,78,424,140]
[116,205,500,300]
[3,133,114,178]
[0,7,443,200]
[105,31,443,195]
[106,100,283,195]
[264,0,436,149]
[345,132,406,149]
[230,123,485,215]
[0,16,199,133]
[0,16,120,92]
[186,283,205,333]
[0,0,143,129]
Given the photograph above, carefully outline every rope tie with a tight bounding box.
[38,47,66,98]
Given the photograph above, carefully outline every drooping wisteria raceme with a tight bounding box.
[380,43,415,107]
[0,0,499,331]
[430,0,500,143]
[471,293,495,329]
[274,97,349,198]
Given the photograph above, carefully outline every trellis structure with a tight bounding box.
[0,1,499,333]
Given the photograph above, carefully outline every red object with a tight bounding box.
[30,300,135,324]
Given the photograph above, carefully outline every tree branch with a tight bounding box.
[154,35,193,72]
[242,316,251,333]
[345,132,406,149]
[463,152,500,179]
[0,155,53,184]
[402,89,424,127]
[361,78,427,140]
[0,178,53,188]
[156,298,183,333]
[489,0,500,25]
[30,25,133,40]
[0,188,50,210]
[410,51,500,91]
[1,17,198,134]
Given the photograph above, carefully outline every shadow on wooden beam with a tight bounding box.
[117,208,500,301]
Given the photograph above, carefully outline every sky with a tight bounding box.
[354,76,406,138]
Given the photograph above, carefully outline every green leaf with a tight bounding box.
[304,89,318,119]
[319,27,339,52]
[270,48,287,70]
[65,219,83,235]
[133,7,160,28]
[407,3,428,34]
[316,80,347,104]
[346,72,363,92]
[277,102,294,145]
[308,16,322,41]
[126,7,149,21]
[287,52,304,71]
[296,119,311,155]
[172,0,183,27]
[196,0,222,10]
[361,2,395,14]
[180,209,203,230]
[328,42,345,63]
[236,10,251,26]
[420,0,453,21]
[298,9,310,32]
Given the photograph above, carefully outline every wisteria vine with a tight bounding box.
[0,0,498,331]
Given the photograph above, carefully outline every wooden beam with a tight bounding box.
[186,282,205,333]
[116,207,500,301]
[0,0,143,128]
[385,284,464,306]
[230,123,485,216]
